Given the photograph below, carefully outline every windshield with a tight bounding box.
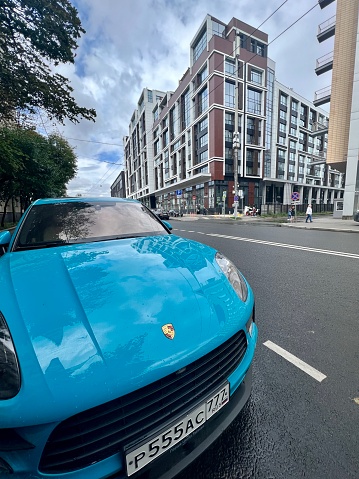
[13,201,169,250]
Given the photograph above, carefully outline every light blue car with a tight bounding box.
[0,197,257,479]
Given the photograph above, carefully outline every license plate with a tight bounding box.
[125,382,230,476]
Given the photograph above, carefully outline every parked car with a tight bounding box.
[0,197,257,479]
[354,210,359,222]
[152,209,170,220]
[168,209,183,217]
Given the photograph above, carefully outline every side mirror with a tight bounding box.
[0,230,11,256]
[162,220,172,231]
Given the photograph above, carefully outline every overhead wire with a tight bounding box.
[81,0,319,194]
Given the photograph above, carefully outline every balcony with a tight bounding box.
[318,0,335,8]
[308,150,327,166]
[317,15,336,43]
[313,85,331,107]
[315,52,334,75]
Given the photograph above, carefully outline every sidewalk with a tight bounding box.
[178,214,359,233]
[279,215,359,233]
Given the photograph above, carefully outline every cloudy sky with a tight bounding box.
[53,0,336,197]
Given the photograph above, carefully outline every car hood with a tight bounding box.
[1,234,251,424]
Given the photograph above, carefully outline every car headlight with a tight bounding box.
[0,311,21,399]
[215,253,248,302]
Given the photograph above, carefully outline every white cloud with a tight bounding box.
[51,0,336,197]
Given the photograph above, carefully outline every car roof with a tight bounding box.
[32,197,140,206]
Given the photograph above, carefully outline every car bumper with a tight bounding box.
[1,322,256,479]
[122,365,253,479]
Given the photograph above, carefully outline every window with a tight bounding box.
[278,149,286,161]
[199,117,208,131]
[154,140,159,156]
[247,117,255,144]
[225,147,233,159]
[199,66,208,85]
[250,69,262,85]
[199,133,208,148]
[290,127,297,136]
[163,130,168,148]
[212,20,225,38]
[280,110,287,120]
[147,90,153,102]
[225,112,234,126]
[225,81,235,108]
[246,149,259,175]
[153,107,159,122]
[225,130,233,142]
[291,101,298,112]
[291,115,297,125]
[247,88,262,114]
[225,58,235,75]
[182,89,191,129]
[280,93,287,107]
[239,33,246,48]
[257,43,265,56]
[289,140,296,150]
[199,87,208,113]
[193,29,207,63]
[199,150,208,163]
[279,123,286,133]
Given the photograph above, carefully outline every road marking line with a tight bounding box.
[172,229,359,259]
[264,340,327,382]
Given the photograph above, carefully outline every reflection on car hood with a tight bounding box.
[1,235,251,424]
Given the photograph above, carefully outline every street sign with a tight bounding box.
[234,195,239,201]
[176,189,182,197]
[291,192,300,202]
[238,190,243,198]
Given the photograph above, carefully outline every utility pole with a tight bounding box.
[233,32,240,217]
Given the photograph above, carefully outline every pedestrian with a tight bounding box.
[305,204,313,223]
[290,205,295,223]
[287,207,292,221]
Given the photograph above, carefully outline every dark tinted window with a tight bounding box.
[13,201,168,250]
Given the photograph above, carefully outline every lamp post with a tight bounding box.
[233,132,240,217]
[233,31,241,218]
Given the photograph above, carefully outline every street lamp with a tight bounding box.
[233,132,240,217]
[232,31,241,218]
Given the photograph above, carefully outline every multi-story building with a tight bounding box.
[120,88,168,208]
[113,13,344,212]
[314,0,359,218]
[117,14,269,212]
[263,68,344,211]
[110,170,126,199]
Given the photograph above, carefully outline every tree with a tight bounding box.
[0,126,77,225]
[0,0,96,124]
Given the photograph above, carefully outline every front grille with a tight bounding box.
[39,329,247,474]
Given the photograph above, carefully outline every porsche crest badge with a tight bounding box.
[162,323,175,340]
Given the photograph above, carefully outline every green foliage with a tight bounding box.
[0,0,96,124]
[0,126,77,210]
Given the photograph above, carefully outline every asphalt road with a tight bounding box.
[171,217,359,479]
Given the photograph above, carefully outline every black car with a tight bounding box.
[169,209,183,217]
[354,210,359,222]
[152,209,170,220]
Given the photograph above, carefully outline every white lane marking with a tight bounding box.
[264,340,327,382]
[173,230,359,259]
